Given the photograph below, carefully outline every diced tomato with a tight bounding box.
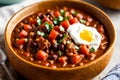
[61,20,70,30]
[54,10,61,17]
[71,54,84,64]
[16,38,26,46]
[49,29,59,40]
[23,52,30,57]
[36,50,48,61]
[69,18,78,24]
[97,25,104,33]
[23,24,32,31]
[19,30,28,38]
[42,17,50,23]
[58,56,68,64]
[80,45,89,55]
[29,18,37,25]
[54,26,60,32]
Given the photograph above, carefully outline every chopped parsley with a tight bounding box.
[80,19,86,24]
[37,31,45,37]
[44,22,53,32]
[89,47,95,53]
[37,16,42,25]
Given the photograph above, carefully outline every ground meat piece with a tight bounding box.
[66,42,78,56]
[70,54,84,64]
[87,53,96,60]
[29,32,35,38]
[36,37,51,50]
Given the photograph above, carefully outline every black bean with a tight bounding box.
[26,46,31,52]
[56,34,63,40]
[46,12,51,16]
[52,44,58,50]
[59,44,65,51]
[42,27,49,33]
[39,14,45,19]
[49,54,58,60]
[28,41,37,48]
[32,42,37,46]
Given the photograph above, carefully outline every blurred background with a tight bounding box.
[0,0,120,80]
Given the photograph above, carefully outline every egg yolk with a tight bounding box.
[80,29,94,42]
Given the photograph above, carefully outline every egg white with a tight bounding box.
[67,23,102,51]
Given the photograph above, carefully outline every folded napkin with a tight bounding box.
[102,64,120,80]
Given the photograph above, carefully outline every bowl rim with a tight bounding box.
[4,0,116,71]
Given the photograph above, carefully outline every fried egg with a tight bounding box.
[67,23,102,51]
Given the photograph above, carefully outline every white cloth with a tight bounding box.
[102,64,120,80]
[0,0,41,49]
[0,0,40,35]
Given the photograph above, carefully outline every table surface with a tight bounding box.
[0,0,120,80]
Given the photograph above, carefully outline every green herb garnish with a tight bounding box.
[44,22,53,32]
[37,16,42,25]
[71,11,78,16]
[60,9,66,16]
[74,45,79,50]
[58,50,63,56]
[64,16,70,20]
[59,26,65,32]
[80,19,86,24]
[44,33,49,38]
[66,41,71,44]
[58,16,64,22]
[89,47,95,53]
[53,18,58,25]
[59,34,67,43]
[37,31,45,36]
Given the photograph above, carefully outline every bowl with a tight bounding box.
[0,0,24,4]
[4,0,116,80]
[96,0,120,10]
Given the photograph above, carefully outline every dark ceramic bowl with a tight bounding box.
[96,0,120,10]
[0,0,24,4]
[4,0,116,80]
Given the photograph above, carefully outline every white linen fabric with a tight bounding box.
[0,0,40,35]
[0,0,41,51]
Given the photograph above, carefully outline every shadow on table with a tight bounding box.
[0,35,27,80]
[6,61,27,80]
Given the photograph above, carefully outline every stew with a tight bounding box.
[11,7,109,68]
